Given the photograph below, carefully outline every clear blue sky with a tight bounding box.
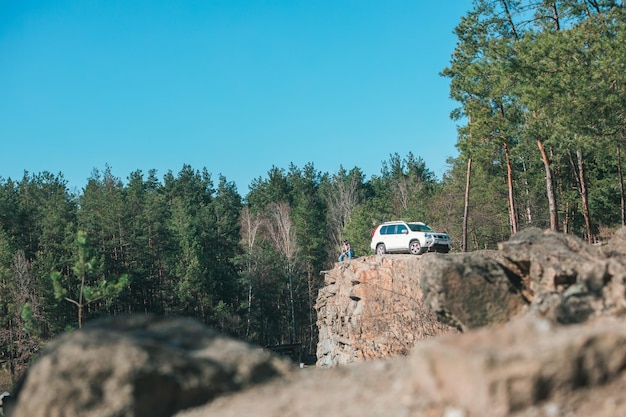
[1,1,470,196]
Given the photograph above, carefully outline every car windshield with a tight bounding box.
[408,223,433,232]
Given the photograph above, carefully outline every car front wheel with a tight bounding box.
[376,243,386,255]
[409,240,423,255]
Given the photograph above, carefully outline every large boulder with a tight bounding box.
[498,228,604,296]
[410,316,626,417]
[419,251,528,331]
[11,314,291,417]
[500,227,626,323]
[419,227,626,329]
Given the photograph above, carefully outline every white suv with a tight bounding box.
[370,221,451,255]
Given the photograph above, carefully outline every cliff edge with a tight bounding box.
[315,255,458,367]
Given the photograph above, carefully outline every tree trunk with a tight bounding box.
[618,144,625,227]
[246,276,252,339]
[522,159,533,224]
[576,149,593,243]
[306,262,315,353]
[240,207,263,340]
[78,304,83,329]
[563,201,569,234]
[537,139,559,231]
[287,267,296,344]
[462,157,472,252]
[504,142,518,234]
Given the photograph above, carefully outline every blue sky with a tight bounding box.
[1,1,470,196]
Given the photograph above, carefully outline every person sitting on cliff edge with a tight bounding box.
[339,240,354,262]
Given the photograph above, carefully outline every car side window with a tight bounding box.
[383,225,398,235]
[380,225,389,235]
[397,225,407,234]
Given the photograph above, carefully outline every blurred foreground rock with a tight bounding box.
[10,315,291,417]
[178,315,626,417]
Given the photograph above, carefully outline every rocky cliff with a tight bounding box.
[315,255,458,367]
[7,228,626,417]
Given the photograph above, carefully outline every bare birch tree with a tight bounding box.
[267,202,299,343]
[323,169,363,253]
[239,207,266,339]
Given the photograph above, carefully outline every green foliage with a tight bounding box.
[19,303,41,337]
[51,230,129,328]
[51,271,67,301]
[342,204,378,256]
[441,0,626,242]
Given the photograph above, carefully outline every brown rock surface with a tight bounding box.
[411,316,626,417]
[177,316,626,417]
[315,255,457,367]
[419,251,528,330]
[498,228,605,297]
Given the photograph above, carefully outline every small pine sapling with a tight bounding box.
[51,231,129,328]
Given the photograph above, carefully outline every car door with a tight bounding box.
[385,223,408,252]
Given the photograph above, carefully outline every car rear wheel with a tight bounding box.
[409,240,423,255]
[376,243,386,255]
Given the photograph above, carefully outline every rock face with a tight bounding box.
[419,251,528,331]
[316,227,626,367]
[9,227,626,417]
[498,228,626,322]
[315,255,457,367]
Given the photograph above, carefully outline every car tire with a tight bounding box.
[409,240,423,255]
[376,243,386,255]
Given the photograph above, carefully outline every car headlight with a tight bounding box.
[424,233,432,238]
